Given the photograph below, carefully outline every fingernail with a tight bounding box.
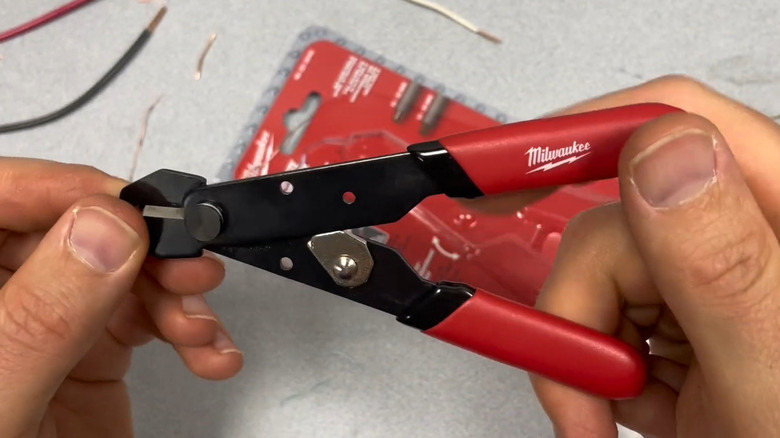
[630,129,717,209]
[202,251,225,267]
[68,207,140,272]
[213,329,241,355]
[181,295,218,321]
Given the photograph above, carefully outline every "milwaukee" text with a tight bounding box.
[526,141,591,168]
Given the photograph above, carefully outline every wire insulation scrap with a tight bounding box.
[195,33,217,80]
[0,7,166,134]
[402,0,501,43]
[0,0,99,43]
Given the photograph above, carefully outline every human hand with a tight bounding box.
[0,159,243,437]
[530,76,780,437]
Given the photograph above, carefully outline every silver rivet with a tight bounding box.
[332,255,357,280]
[280,181,294,195]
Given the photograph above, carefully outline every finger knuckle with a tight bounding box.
[683,217,774,313]
[563,205,606,240]
[0,172,26,211]
[561,203,624,249]
[650,74,710,95]
[0,281,74,351]
[557,209,598,259]
[60,164,109,196]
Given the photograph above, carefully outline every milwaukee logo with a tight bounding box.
[525,141,591,174]
[246,130,275,176]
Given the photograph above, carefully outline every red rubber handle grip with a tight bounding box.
[424,289,646,399]
[438,103,683,195]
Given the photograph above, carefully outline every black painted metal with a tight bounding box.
[182,153,441,247]
[208,238,436,316]
[120,147,482,322]
[119,169,206,258]
[407,141,483,199]
[396,281,476,330]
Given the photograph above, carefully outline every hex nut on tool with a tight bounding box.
[308,231,374,288]
[333,255,358,280]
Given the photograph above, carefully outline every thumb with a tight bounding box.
[0,195,148,432]
[618,113,780,395]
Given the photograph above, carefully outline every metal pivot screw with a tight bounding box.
[332,255,358,280]
[185,202,223,242]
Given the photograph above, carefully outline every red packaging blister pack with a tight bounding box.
[219,27,620,306]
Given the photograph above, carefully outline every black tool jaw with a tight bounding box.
[181,153,443,247]
[208,237,436,317]
[120,169,206,258]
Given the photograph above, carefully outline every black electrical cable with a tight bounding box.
[0,7,167,134]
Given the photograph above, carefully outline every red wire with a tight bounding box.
[0,0,99,43]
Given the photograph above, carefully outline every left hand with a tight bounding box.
[0,158,242,437]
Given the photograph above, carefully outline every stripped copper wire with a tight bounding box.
[129,95,163,181]
[195,33,217,80]
[402,0,501,44]
[147,6,166,32]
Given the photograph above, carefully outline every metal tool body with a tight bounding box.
[121,103,683,400]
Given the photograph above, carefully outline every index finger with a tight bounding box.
[0,158,226,295]
[530,201,669,437]
[0,158,125,232]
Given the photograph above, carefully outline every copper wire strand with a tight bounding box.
[195,33,217,80]
[146,6,166,31]
[402,0,501,43]
[129,95,163,180]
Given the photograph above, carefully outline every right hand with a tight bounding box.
[527,76,780,437]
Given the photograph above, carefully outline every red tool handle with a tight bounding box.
[424,289,646,399]
[438,103,683,195]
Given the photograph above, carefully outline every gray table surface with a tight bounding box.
[2,1,779,437]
